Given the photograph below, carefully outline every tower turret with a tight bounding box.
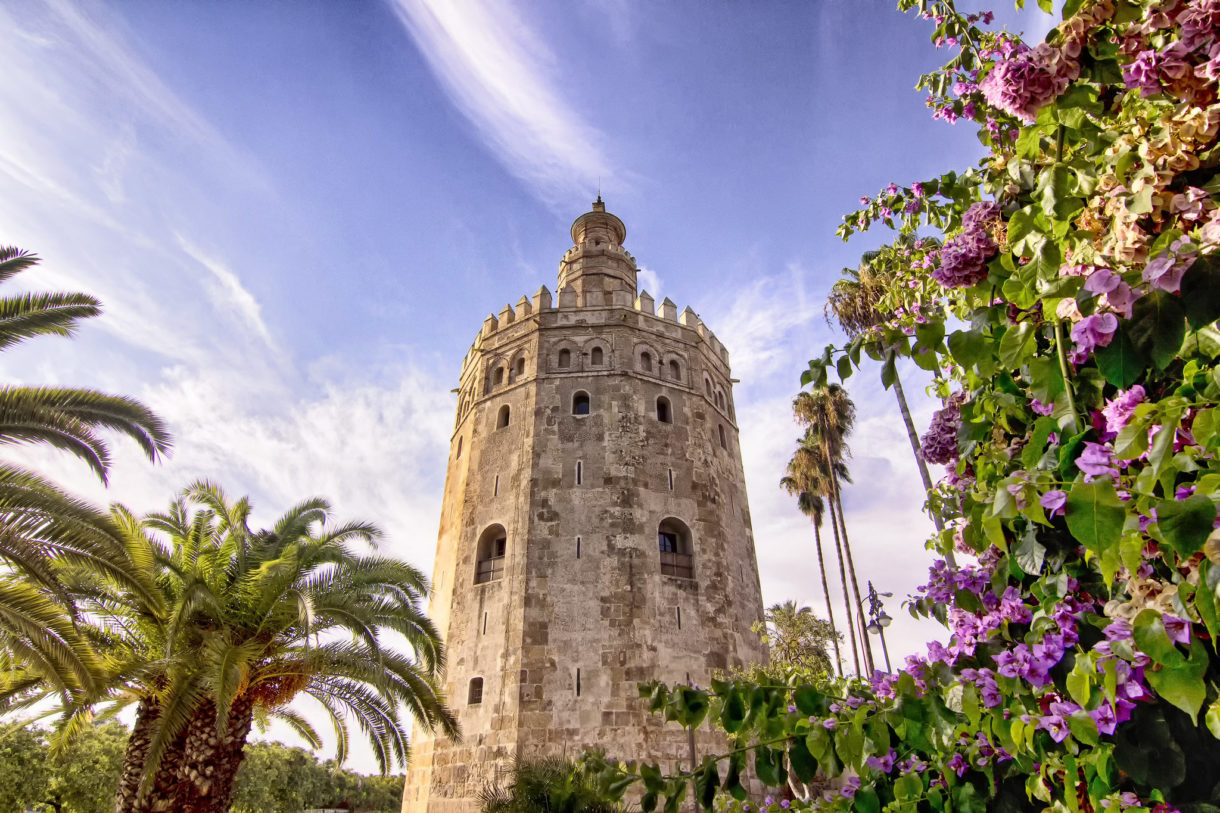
[557,197,638,298]
[402,204,765,812]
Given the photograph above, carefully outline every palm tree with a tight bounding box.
[479,756,627,813]
[0,246,171,700]
[759,600,834,678]
[53,481,457,813]
[826,252,945,536]
[793,387,875,675]
[780,460,842,677]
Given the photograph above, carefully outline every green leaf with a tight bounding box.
[880,347,897,390]
[695,757,719,811]
[1095,328,1145,388]
[1180,255,1220,330]
[948,329,988,369]
[794,685,826,716]
[1065,479,1127,555]
[1028,356,1065,404]
[1132,609,1183,666]
[754,745,786,788]
[854,786,881,813]
[1129,290,1187,370]
[1014,530,1047,574]
[1206,701,1220,740]
[723,752,747,801]
[1144,639,1209,719]
[788,736,817,783]
[720,688,746,734]
[837,353,854,382]
[1155,494,1217,557]
[999,322,1037,370]
[1039,164,1083,221]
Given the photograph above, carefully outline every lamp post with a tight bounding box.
[863,581,893,673]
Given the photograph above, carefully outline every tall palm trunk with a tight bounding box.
[812,521,843,677]
[826,499,860,675]
[830,473,874,676]
[113,698,159,812]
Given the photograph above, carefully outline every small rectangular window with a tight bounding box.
[468,677,483,705]
[576,460,582,486]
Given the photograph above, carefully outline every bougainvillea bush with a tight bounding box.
[580,0,1220,810]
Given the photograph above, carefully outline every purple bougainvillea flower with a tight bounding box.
[1102,386,1146,435]
[1163,615,1191,645]
[822,718,838,730]
[1040,489,1067,517]
[866,750,897,773]
[980,50,1060,122]
[1103,618,1133,641]
[1077,442,1119,481]
[946,754,969,777]
[1070,313,1119,361]
[1090,703,1118,736]
[1123,50,1163,96]
[920,398,964,464]
[840,777,862,799]
[1144,252,1197,294]
[1030,397,1056,416]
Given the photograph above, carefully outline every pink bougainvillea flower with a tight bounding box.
[1143,242,1198,293]
[1077,442,1120,481]
[1069,313,1118,361]
[1040,490,1067,517]
[1102,385,1146,434]
[1123,50,1163,96]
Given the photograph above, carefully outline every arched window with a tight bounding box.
[516,357,526,378]
[493,367,505,386]
[658,517,694,579]
[573,391,590,415]
[719,424,727,449]
[468,677,484,705]
[456,436,463,459]
[475,525,507,584]
[705,379,713,397]
[656,396,671,424]
[717,391,725,409]
[641,351,652,372]
[497,405,510,429]
[558,348,571,368]
[669,360,681,380]
[591,346,604,366]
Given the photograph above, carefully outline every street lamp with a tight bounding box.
[863,581,893,672]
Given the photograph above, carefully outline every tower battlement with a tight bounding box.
[402,201,765,813]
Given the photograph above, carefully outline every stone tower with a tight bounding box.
[401,200,767,812]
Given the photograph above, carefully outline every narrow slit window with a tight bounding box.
[456,436,463,459]
[576,536,581,559]
[668,469,674,491]
[576,460,583,485]
[719,424,727,449]
[705,379,712,397]
[483,612,488,635]
[591,346,604,366]
[573,391,590,415]
[494,475,499,496]
[676,606,682,629]
[468,677,483,705]
[576,668,582,697]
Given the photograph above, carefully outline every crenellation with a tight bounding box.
[634,290,655,314]
[657,297,678,321]
[515,296,531,318]
[481,314,498,337]
[498,304,515,325]
[532,285,552,312]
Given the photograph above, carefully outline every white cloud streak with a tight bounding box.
[387,0,616,207]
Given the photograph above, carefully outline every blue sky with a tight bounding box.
[1,0,1051,770]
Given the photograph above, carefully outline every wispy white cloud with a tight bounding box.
[636,266,662,305]
[387,0,617,207]
[175,234,280,356]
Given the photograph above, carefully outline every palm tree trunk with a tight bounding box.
[892,372,957,570]
[830,474,874,676]
[113,697,159,812]
[812,521,843,677]
[826,498,860,675]
[169,694,257,812]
